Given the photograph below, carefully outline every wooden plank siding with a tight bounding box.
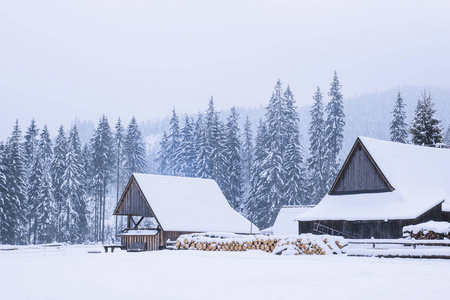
[120,234,160,251]
[298,204,443,239]
[331,139,393,195]
[115,177,153,217]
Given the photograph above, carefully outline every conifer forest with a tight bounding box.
[0,72,448,244]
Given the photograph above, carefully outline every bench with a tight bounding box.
[127,242,146,252]
[103,245,126,253]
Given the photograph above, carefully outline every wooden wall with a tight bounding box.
[120,234,160,251]
[115,178,153,217]
[332,142,390,194]
[298,204,443,239]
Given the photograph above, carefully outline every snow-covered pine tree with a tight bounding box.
[390,92,409,144]
[23,119,39,243]
[194,113,211,179]
[81,144,95,241]
[224,107,243,211]
[257,80,287,228]
[124,116,147,177]
[166,109,182,176]
[34,125,55,244]
[248,120,270,229]
[62,125,88,243]
[90,115,114,243]
[114,118,126,238]
[28,142,44,244]
[179,116,196,177]
[282,86,307,205]
[3,121,27,244]
[51,126,67,242]
[205,98,229,194]
[324,71,345,191]
[410,92,443,146]
[0,142,8,242]
[445,124,450,146]
[241,116,253,206]
[307,87,327,203]
[157,132,170,175]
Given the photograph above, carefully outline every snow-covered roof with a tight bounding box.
[130,173,257,233]
[272,206,314,235]
[297,137,450,221]
[118,229,158,236]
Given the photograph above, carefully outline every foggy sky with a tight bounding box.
[1,0,449,140]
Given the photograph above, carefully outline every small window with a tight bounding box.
[358,145,362,151]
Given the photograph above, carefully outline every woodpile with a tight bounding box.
[403,221,450,240]
[175,233,347,255]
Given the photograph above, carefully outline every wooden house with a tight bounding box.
[113,173,257,251]
[296,137,450,239]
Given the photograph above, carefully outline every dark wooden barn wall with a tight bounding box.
[298,204,443,239]
[116,179,153,217]
[332,143,390,194]
[120,234,160,251]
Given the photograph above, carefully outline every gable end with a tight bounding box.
[329,138,394,195]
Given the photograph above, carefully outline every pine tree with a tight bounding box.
[62,125,88,243]
[324,72,345,191]
[2,121,27,244]
[124,117,147,177]
[114,118,126,238]
[166,109,182,176]
[445,124,450,146]
[51,126,67,242]
[0,142,8,242]
[23,119,40,243]
[179,116,196,177]
[90,115,114,243]
[157,132,170,175]
[390,92,409,144]
[224,107,243,211]
[410,92,443,146]
[34,126,55,244]
[194,113,211,179]
[282,86,307,205]
[241,116,253,205]
[307,87,327,203]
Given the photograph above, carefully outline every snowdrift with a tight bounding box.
[175,233,347,255]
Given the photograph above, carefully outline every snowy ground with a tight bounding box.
[1,245,450,300]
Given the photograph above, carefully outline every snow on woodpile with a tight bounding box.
[175,233,347,255]
[403,221,450,239]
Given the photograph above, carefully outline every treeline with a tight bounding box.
[1,73,449,244]
[156,73,345,229]
[0,117,147,245]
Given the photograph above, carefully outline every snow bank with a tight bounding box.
[403,221,450,239]
[175,233,347,255]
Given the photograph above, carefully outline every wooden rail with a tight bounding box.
[348,239,450,249]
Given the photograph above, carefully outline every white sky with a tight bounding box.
[1,0,449,139]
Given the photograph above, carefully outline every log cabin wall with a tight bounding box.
[298,204,442,239]
[120,234,160,251]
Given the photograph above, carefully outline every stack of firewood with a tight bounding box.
[175,233,347,255]
[403,221,450,240]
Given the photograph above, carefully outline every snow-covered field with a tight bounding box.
[1,245,449,300]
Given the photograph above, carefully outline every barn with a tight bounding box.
[296,137,450,239]
[113,173,257,251]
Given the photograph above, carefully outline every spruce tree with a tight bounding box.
[51,126,67,242]
[124,117,147,177]
[114,118,126,238]
[324,72,345,191]
[90,115,114,243]
[157,132,170,175]
[307,87,327,203]
[445,124,450,146]
[390,92,409,144]
[224,107,243,211]
[241,116,253,204]
[3,121,27,244]
[166,109,182,176]
[0,143,8,242]
[194,113,211,179]
[410,92,443,146]
[62,125,88,243]
[179,116,196,177]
